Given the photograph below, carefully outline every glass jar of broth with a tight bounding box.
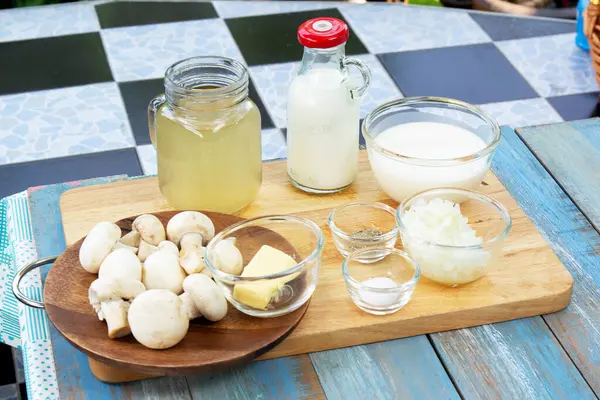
[148,57,262,213]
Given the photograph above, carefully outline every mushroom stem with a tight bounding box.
[101,300,131,339]
[179,292,202,320]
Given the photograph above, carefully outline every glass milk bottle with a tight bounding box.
[287,18,371,193]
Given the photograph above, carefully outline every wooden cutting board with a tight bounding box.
[59,151,573,382]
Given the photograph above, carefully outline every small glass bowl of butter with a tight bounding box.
[328,202,398,263]
[205,215,324,318]
[343,248,420,315]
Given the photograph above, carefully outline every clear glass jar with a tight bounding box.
[148,56,262,213]
[362,97,501,203]
[287,18,371,194]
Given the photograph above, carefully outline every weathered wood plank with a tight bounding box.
[518,119,600,231]
[513,121,600,395]
[186,355,325,400]
[432,318,595,400]
[28,179,191,400]
[309,336,460,400]
[429,127,599,399]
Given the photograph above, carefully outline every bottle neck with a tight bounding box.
[300,44,346,72]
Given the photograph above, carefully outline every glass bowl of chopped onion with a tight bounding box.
[328,202,398,263]
[396,188,511,287]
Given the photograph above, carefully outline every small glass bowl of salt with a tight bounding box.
[396,187,512,287]
[328,202,398,263]
[343,248,420,315]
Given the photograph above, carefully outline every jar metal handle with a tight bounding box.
[342,58,371,99]
[148,94,166,149]
[12,256,58,309]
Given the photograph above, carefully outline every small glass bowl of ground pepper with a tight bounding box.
[328,202,398,263]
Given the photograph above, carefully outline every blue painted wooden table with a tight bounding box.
[25,119,600,400]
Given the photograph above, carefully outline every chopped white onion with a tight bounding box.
[401,198,489,286]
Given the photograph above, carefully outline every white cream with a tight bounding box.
[287,68,360,191]
[368,122,489,202]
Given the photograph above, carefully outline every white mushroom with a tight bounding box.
[166,211,215,246]
[179,292,202,320]
[158,240,179,256]
[88,277,146,315]
[100,300,131,339]
[132,214,165,246]
[138,240,158,262]
[182,274,227,322]
[180,247,206,275]
[88,278,146,339]
[128,289,189,349]
[142,250,186,294]
[180,232,203,250]
[79,222,121,273]
[112,241,138,254]
[98,248,142,281]
[119,230,141,248]
[212,237,243,275]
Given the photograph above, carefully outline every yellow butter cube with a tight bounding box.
[233,245,297,310]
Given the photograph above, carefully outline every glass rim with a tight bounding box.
[164,56,249,99]
[361,96,502,167]
[396,187,512,250]
[342,248,421,292]
[205,214,324,283]
[328,201,399,242]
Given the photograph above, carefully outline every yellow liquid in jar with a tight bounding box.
[156,101,262,213]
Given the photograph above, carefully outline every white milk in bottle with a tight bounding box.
[287,17,371,193]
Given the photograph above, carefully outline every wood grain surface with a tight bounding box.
[58,151,573,368]
[515,122,600,396]
[28,122,600,399]
[43,211,309,376]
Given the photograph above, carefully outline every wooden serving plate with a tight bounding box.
[59,151,573,383]
[43,211,309,376]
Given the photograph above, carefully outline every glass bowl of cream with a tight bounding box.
[396,188,511,287]
[362,97,501,203]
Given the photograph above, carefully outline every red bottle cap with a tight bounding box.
[297,17,349,49]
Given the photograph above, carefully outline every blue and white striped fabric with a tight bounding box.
[0,191,59,400]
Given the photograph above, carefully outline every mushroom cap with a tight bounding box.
[99,248,142,281]
[112,241,138,254]
[120,230,141,248]
[158,240,179,256]
[213,237,243,275]
[142,251,187,295]
[79,222,121,274]
[133,214,166,246]
[166,212,215,246]
[138,240,158,262]
[128,289,189,349]
[183,274,227,322]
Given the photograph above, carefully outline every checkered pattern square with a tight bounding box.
[0,0,597,209]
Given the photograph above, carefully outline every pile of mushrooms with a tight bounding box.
[80,211,241,350]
